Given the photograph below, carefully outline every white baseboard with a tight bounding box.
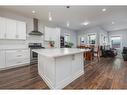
[0,63,30,71]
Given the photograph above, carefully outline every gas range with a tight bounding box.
[29,43,45,49]
[29,43,45,64]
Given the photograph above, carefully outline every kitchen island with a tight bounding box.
[32,48,90,89]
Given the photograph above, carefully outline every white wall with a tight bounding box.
[77,27,108,46]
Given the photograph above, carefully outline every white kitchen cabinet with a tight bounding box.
[0,17,26,40]
[5,49,30,67]
[44,26,60,48]
[72,53,84,78]
[54,28,60,48]
[0,50,6,69]
[16,21,26,40]
[0,17,6,39]
[6,18,17,39]
[44,26,52,41]
[36,48,85,89]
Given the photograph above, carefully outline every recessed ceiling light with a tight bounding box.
[32,10,36,14]
[82,22,89,26]
[112,21,115,24]
[67,21,70,27]
[102,8,106,12]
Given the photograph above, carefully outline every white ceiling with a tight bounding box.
[1,6,127,31]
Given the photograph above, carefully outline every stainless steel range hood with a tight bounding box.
[29,18,43,36]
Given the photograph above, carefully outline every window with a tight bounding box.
[64,34,70,42]
[88,34,96,44]
[111,36,121,49]
[80,37,85,45]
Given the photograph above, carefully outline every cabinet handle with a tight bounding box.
[17,61,21,63]
[16,50,22,52]
[72,55,75,60]
[4,34,6,38]
[17,55,22,57]
[16,35,18,38]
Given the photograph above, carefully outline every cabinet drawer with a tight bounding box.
[6,57,30,67]
[6,49,29,60]
[5,49,30,67]
[14,58,30,66]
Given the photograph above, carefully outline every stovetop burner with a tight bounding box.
[28,43,45,49]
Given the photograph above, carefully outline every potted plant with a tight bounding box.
[65,42,74,48]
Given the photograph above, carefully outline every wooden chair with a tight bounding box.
[77,45,95,61]
[85,51,93,61]
[94,45,100,61]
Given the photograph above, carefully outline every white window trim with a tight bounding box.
[64,33,71,43]
[78,34,86,45]
[110,35,122,49]
[87,33,97,45]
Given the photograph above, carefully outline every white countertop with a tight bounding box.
[32,48,90,58]
[0,45,29,50]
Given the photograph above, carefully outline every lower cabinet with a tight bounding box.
[5,49,30,67]
[72,53,84,78]
[0,50,6,69]
[0,49,30,70]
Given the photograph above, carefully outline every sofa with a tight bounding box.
[100,45,117,57]
[122,47,127,61]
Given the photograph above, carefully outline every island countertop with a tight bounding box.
[32,48,90,58]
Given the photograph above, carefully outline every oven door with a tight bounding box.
[30,50,38,64]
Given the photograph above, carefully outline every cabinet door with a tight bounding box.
[0,17,6,39]
[5,50,17,67]
[53,28,60,48]
[45,27,60,48]
[16,21,26,40]
[6,19,16,39]
[0,50,5,69]
[6,49,30,67]
[72,53,84,76]
[55,55,72,84]
[44,26,51,41]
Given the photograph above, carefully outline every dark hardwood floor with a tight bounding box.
[0,57,127,89]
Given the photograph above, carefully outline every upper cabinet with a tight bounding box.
[0,17,26,40]
[16,21,26,40]
[44,26,60,48]
[44,26,52,41]
[6,18,17,39]
[0,17,6,39]
[44,26,60,41]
